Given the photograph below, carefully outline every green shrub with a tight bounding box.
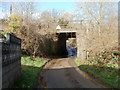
[13,56,47,88]
[3,13,22,35]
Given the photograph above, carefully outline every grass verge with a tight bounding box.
[13,56,47,88]
[75,59,119,88]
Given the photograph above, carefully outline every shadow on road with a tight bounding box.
[40,65,119,88]
[39,58,109,88]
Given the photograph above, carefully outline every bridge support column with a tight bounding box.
[76,31,86,62]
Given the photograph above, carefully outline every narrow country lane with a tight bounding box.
[39,58,105,88]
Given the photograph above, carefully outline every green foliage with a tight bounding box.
[2,29,13,35]
[0,33,5,39]
[79,65,119,88]
[58,18,69,27]
[75,50,119,88]
[0,19,7,24]
[75,59,82,66]
[13,56,47,88]
[3,13,22,34]
[21,56,46,68]
[86,51,119,69]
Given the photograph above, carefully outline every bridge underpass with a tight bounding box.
[40,30,106,88]
[56,30,77,57]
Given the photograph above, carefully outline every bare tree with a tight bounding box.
[12,2,35,24]
[75,2,118,59]
[76,2,117,35]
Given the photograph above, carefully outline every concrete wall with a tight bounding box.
[0,33,21,88]
[76,30,87,62]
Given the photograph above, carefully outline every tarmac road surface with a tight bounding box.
[40,58,105,88]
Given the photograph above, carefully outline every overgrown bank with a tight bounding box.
[13,56,47,88]
[0,13,64,58]
[75,50,119,88]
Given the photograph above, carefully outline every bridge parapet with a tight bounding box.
[56,30,77,39]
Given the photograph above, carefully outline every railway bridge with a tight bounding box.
[55,29,86,61]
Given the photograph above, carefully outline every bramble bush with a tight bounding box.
[86,50,119,69]
[3,14,58,58]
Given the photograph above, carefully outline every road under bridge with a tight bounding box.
[56,30,77,57]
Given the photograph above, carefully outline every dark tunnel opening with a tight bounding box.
[57,32,77,58]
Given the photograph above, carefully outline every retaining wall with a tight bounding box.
[0,33,21,88]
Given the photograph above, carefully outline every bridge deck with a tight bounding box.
[56,30,76,38]
[56,30,77,33]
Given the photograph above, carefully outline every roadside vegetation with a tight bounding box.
[1,2,119,88]
[1,2,118,58]
[75,50,119,88]
[13,56,47,88]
